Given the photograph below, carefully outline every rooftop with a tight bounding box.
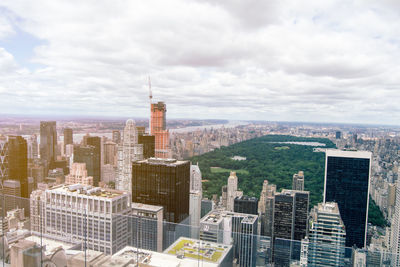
[136,157,189,166]
[164,237,232,264]
[325,149,372,159]
[114,246,218,266]
[26,235,77,257]
[201,209,258,224]
[131,202,163,212]
[49,184,126,199]
[317,202,340,214]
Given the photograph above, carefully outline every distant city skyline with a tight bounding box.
[1,1,400,124]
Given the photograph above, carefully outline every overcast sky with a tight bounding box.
[0,0,400,124]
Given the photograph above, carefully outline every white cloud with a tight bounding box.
[0,0,399,124]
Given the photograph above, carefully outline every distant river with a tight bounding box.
[170,121,248,133]
[29,121,249,144]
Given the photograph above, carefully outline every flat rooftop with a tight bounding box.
[26,235,77,257]
[131,202,163,212]
[49,184,126,199]
[164,237,232,264]
[201,209,258,224]
[136,157,189,166]
[317,202,340,214]
[325,149,372,159]
[114,246,218,266]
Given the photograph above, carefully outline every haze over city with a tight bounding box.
[0,0,400,124]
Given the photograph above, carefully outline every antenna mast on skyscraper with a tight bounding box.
[149,76,152,135]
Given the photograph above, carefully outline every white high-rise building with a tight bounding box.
[391,177,400,266]
[35,184,131,254]
[190,164,202,192]
[189,164,202,239]
[307,202,346,266]
[227,172,243,212]
[116,120,143,192]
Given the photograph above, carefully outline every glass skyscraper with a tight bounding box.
[324,149,371,248]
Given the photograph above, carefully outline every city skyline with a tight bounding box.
[0,1,400,124]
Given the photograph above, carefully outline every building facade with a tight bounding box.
[40,121,57,171]
[307,202,346,267]
[138,135,155,159]
[292,171,304,191]
[324,149,371,248]
[150,101,170,158]
[272,189,309,267]
[116,119,143,192]
[227,171,243,212]
[65,163,93,185]
[131,158,190,224]
[40,184,131,254]
[86,136,101,186]
[8,136,28,198]
[130,202,163,252]
[234,196,258,215]
[63,128,73,151]
[258,180,276,237]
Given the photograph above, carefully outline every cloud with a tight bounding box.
[0,0,399,124]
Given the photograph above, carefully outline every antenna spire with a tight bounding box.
[149,76,152,100]
[149,76,152,135]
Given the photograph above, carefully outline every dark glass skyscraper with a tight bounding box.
[324,150,371,248]
[138,135,155,159]
[8,136,28,198]
[73,145,96,184]
[272,189,309,267]
[131,158,190,223]
[0,135,8,183]
[86,136,101,186]
[63,128,73,148]
[40,121,57,170]
[234,195,258,215]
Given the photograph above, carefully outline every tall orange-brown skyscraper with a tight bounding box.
[149,78,170,158]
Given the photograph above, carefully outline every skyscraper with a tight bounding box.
[104,141,117,166]
[0,135,8,183]
[227,171,243,212]
[272,189,309,266]
[324,149,371,248]
[86,136,101,186]
[7,136,28,199]
[292,171,304,191]
[130,202,164,252]
[63,128,73,150]
[307,202,346,267]
[138,135,155,159]
[40,121,57,170]
[73,145,96,184]
[39,184,131,254]
[27,134,38,160]
[116,120,143,192]
[3,179,21,212]
[234,196,258,215]
[131,158,190,223]
[189,164,202,238]
[150,101,170,158]
[391,177,400,266]
[258,180,276,237]
[112,130,121,144]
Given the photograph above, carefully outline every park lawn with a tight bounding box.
[210,166,249,175]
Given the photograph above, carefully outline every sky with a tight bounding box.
[0,0,400,124]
